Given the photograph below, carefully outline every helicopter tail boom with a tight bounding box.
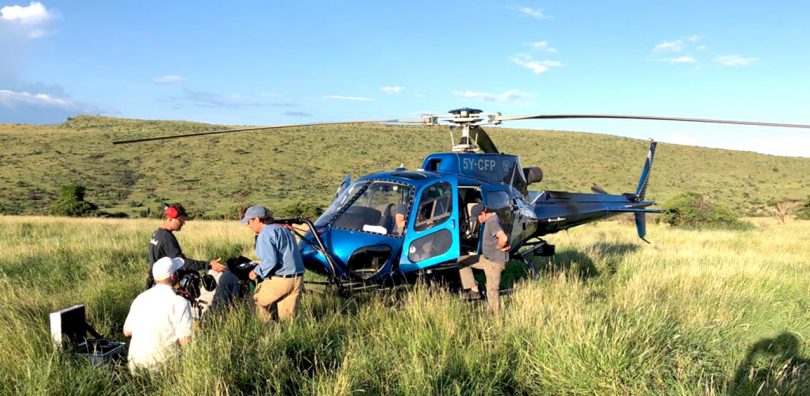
[530,140,661,241]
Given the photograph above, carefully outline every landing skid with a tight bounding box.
[515,238,556,279]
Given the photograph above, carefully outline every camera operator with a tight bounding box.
[146,203,225,289]
[123,257,193,372]
[240,205,305,323]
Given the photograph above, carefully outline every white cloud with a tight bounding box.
[452,89,530,104]
[509,53,562,74]
[153,75,188,85]
[1,2,52,24]
[323,95,374,102]
[653,35,700,52]
[380,86,404,94]
[653,40,683,52]
[0,89,69,106]
[714,55,758,66]
[1,1,55,39]
[529,40,556,53]
[515,6,546,19]
[665,56,697,64]
[0,88,101,123]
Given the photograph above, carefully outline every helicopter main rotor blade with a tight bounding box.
[112,119,406,145]
[496,114,810,129]
[470,127,499,154]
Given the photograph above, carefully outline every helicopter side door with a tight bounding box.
[398,175,460,274]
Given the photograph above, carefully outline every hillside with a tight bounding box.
[1,115,809,218]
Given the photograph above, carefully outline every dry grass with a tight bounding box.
[0,216,808,394]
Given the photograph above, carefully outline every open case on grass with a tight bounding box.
[49,304,126,366]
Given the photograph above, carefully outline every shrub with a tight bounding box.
[277,201,324,220]
[659,192,751,230]
[50,185,98,217]
[796,196,810,220]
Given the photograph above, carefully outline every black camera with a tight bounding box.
[175,269,216,301]
[226,256,258,282]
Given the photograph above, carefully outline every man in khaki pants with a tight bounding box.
[459,204,510,313]
[241,205,305,323]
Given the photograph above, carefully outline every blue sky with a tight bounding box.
[2,1,810,156]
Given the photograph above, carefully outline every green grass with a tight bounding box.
[1,216,807,394]
[2,115,809,218]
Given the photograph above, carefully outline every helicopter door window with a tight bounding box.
[414,182,452,232]
[485,191,510,210]
[407,229,452,262]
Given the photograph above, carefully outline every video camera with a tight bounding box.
[226,256,258,282]
[175,269,217,301]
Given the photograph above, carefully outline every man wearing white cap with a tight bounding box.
[123,256,193,371]
[240,205,305,323]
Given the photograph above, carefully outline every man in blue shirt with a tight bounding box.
[241,205,305,323]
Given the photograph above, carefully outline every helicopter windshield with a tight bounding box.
[321,181,414,236]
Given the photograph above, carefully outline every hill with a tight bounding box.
[1,115,809,218]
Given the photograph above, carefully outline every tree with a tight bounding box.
[767,198,802,224]
[51,185,98,217]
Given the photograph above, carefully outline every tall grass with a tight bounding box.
[0,216,807,394]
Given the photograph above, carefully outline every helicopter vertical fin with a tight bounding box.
[634,140,657,201]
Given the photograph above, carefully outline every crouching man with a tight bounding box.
[241,205,305,323]
[124,257,192,372]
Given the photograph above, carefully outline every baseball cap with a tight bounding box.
[469,203,487,218]
[152,257,184,281]
[240,205,268,224]
[164,204,192,220]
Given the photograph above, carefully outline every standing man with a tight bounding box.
[146,203,225,289]
[124,257,192,372]
[241,205,305,323]
[459,204,511,313]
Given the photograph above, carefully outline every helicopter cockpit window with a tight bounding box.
[330,181,413,236]
[414,182,452,232]
[314,181,368,228]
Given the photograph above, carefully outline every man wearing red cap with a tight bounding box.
[145,203,225,289]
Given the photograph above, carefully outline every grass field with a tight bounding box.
[1,215,807,395]
[2,116,810,218]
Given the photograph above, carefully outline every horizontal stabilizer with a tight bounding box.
[605,208,663,214]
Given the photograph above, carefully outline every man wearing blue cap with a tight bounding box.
[240,205,305,323]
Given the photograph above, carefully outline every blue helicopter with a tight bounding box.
[113,108,810,293]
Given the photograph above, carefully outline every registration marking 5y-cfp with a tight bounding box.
[462,158,497,172]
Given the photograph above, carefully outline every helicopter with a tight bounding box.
[113,108,810,294]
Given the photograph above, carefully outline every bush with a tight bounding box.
[277,201,324,220]
[659,192,751,230]
[50,185,98,217]
[796,196,810,220]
